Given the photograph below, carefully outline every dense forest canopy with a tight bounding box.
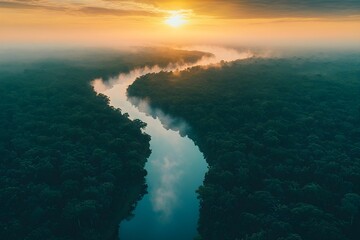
[0,48,206,240]
[128,55,360,240]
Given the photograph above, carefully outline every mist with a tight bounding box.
[91,46,258,239]
[92,46,255,208]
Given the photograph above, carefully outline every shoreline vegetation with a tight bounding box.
[0,48,206,240]
[128,56,360,240]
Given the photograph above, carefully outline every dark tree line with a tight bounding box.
[128,56,360,240]
[0,48,206,239]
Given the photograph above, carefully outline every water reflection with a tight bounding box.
[92,48,253,239]
[95,72,207,239]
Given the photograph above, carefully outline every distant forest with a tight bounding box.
[128,56,360,240]
[0,48,206,240]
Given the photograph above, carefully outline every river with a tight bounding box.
[92,47,252,240]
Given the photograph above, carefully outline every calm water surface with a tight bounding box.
[92,48,252,239]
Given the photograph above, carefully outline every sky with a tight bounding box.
[1,0,360,48]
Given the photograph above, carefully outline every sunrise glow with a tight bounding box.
[0,1,359,47]
[2,1,360,240]
[165,12,186,28]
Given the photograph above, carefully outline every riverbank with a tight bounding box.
[93,62,209,240]
[0,47,208,240]
[127,56,360,240]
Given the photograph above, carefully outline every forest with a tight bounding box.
[0,48,206,240]
[128,55,360,240]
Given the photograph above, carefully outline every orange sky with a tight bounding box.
[1,0,360,48]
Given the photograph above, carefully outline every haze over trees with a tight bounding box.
[0,48,206,240]
[128,55,360,240]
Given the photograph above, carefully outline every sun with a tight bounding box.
[165,12,187,28]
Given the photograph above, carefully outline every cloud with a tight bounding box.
[80,6,157,16]
[0,0,65,11]
[139,0,360,18]
[0,0,168,16]
[240,0,360,17]
[151,156,183,220]
[1,0,360,19]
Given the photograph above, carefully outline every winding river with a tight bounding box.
[92,47,252,240]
